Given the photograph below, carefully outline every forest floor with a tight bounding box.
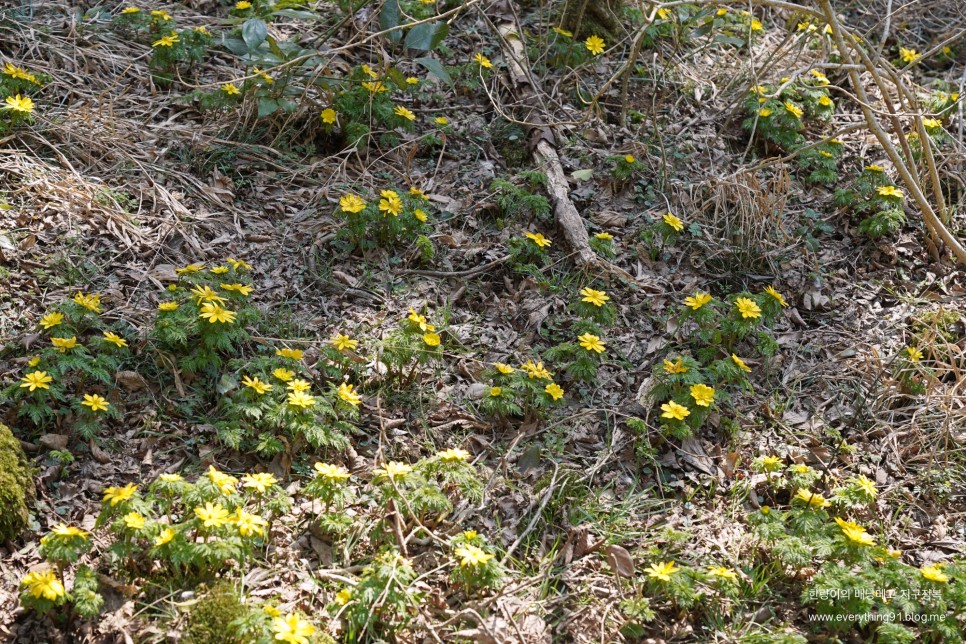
[1,0,964,642]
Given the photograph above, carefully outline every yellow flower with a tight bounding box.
[552,26,573,37]
[48,524,89,540]
[474,53,492,68]
[735,297,761,319]
[731,354,751,372]
[158,301,179,311]
[334,589,352,605]
[39,312,63,329]
[521,360,552,380]
[595,232,613,240]
[21,569,65,601]
[784,101,804,119]
[195,502,230,528]
[236,0,252,8]
[226,257,252,271]
[2,63,39,84]
[577,333,605,353]
[878,185,904,199]
[435,116,449,125]
[853,474,877,499]
[362,64,379,78]
[273,368,295,381]
[210,266,229,276]
[438,448,470,462]
[123,512,146,530]
[207,466,238,496]
[489,386,502,397]
[242,472,277,494]
[923,117,942,131]
[409,186,429,200]
[28,356,40,367]
[20,371,52,392]
[818,95,833,107]
[232,508,268,537]
[379,189,403,216]
[159,473,182,482]
[394,105,416,121]
[406,76,419,85]
[717,8,727,16]
[585,35,605,55]
[220,283,253,296]
[865,164,884,173]
[794,488,829,508]
[663,213,684,232]
[764,286,788,307]
[455,544,494,567]
[199,302,236,324]
[339,193,366,214]
[920,564,949,583]
[750,18,763,31]
[684,292,712,310]
[834,517,875,546]
[660,401,690,421]
[242,375,273,394]
[150,9,171,19]
[73,291,102,313]
[120,6,140,14]
[374,461,413,481]
[362,81,387,93]
[790,464,811,475]
[286,378,310,393]
[331,333,358,351]
[337,383,363,406]
[191,284,227,304]
[276,347,303,360]
[495,363,515,374]
[264,605,282,617]
[194,25,210,35]
[899,47,920,64]
[414,208,427,222]
[272,613,315,644]
[644,561,680,582]
[761,455,782,471]
[320,108,337,124]
[663,358,688,374]
[545,382,564,400]
[51,336,78,352]
[314,462,351,482]
[152,33,180,48]
[657,7,670,19]
[423,332,441,346]
[408,308,435,331]
[624,154,635,164]
[154,527,176,546]
[287,391,315,410]
[103,483,137,506]
[580,287,610,307]
[101,331,128,348]
[905,346,923,362]
[4,94,34,113]
[525,231,552,248]
[707,566,738,582]
[690,384,715,407]
[759,108,772,118]
[81,393,110,413]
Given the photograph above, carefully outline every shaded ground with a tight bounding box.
[1,0,965,641]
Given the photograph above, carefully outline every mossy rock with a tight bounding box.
[0,423,34,543]
[183,584,248,644]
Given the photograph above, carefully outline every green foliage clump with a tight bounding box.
[330,549,420,642]
[183,583,249,644]
[0,62,45,134]
[333,187,432,252]
[645,287,785,439]
[834,165,907,239]
[0,423,34,542]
